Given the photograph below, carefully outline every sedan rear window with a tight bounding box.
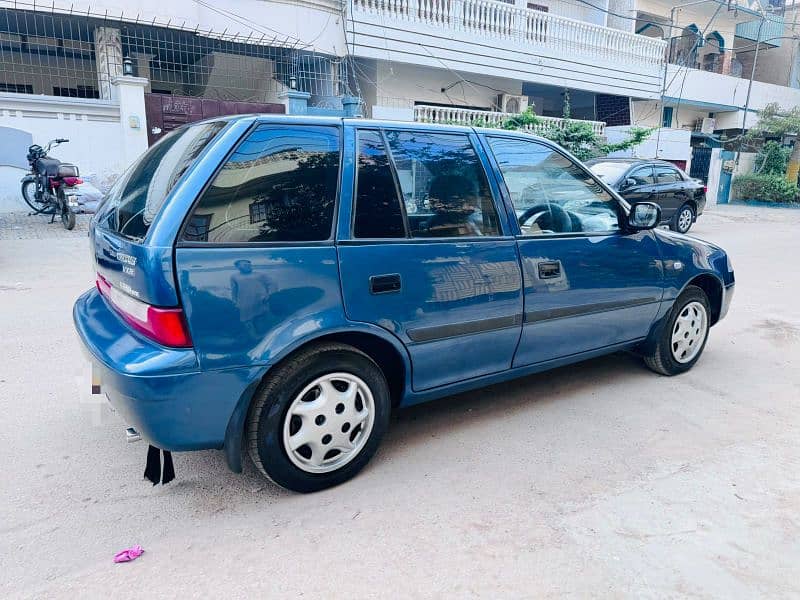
[587,162,630,186]
[96,121,226,241]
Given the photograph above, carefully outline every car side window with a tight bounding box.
[486,136,619,235]
[384,130,500,238]
[354,130,406,238]
[182,125,340,243]
[629,167,655,185]
[654,166,681,184]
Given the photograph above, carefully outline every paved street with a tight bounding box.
[1,205,799,598]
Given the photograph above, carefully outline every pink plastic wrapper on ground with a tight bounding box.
[113,545,144,563]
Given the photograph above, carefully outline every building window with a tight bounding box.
[527,3,549,11]
[0,83,33,94]
[662,106,674,128]
[53,86,100,99]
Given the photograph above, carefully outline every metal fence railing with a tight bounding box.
[0,4,353,103]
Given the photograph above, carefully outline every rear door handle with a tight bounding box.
[369,273,402,294]
[537,261,562,279]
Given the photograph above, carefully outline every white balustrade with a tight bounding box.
[352,0,666,66]
[413,104,606,136]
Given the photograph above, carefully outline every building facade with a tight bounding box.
[1,0,799,208]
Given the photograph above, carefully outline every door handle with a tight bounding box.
[537,261,561,279]
[369,273,402,294]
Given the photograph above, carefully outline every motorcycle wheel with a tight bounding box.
[61,207,76,230]
[58,189,76,230]
[21,180,46,214]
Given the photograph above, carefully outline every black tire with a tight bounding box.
[643,285,711,376]
[670,203,695,234]
[61,208,76,230]
[247,343,391,493]
[21,180,45,213]
[59,191,76,230]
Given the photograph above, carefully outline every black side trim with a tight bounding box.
[407,314,522,343]
[524,297,659,324]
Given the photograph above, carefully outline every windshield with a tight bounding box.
[587,162,630,186]
[95,121,226,241]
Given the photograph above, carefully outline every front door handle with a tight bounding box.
[537,261,562,279]
[369,273,402,294]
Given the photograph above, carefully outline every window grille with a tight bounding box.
[0,4,354,103]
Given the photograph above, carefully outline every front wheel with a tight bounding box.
[247,343,391,492]
[21,179,45,213]
[671,203,695,234]
[643,285,710,376]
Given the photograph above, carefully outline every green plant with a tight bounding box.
[746,103,800,184]
[732,173,799,203]
[495,95,652,160]
[754,141,790,176]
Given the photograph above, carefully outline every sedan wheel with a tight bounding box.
[643,285,711,376]
[674,205,694,233]
[670,301,708,363]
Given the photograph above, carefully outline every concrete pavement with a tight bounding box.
[1,205,799,598]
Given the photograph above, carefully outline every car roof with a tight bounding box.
[585,157,679,168]
[216,114,553,143]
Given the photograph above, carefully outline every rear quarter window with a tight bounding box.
[182,125,340,244]
[96,121,226,241]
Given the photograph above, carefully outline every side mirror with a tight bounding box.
[627,202,661,230]
[620,177,637,190]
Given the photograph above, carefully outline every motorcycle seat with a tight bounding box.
[35,156,62,176]
[57,163,80,178]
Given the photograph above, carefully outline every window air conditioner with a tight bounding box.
[496,94,528,114]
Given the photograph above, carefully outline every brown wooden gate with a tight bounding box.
[144,94,285,145]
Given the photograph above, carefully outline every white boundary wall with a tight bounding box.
[0,77,148,212]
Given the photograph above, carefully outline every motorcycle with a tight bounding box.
[21,138,82,230]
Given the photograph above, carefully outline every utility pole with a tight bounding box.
[734,10,767,171]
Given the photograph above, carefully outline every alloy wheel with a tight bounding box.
[677,207,693,233]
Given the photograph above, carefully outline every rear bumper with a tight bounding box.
[73,289,259,451]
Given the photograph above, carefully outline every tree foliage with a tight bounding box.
[746,102,800,140]
[755,141,791,176]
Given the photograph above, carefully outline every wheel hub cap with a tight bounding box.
[282,373,375,474]
[671,301,707,363]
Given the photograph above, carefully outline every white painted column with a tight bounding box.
[94,27,124,100]
[111,76,149,166]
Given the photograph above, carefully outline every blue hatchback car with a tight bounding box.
[74,116,734,492]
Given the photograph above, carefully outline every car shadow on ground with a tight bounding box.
[165,350,649,500]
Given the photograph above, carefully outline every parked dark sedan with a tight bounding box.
[586,158,706,233]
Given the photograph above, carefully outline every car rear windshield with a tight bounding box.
[95,121,226,241]
[588,162,630,186]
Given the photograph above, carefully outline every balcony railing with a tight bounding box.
[353,0,666,66]
[414,104,606,136]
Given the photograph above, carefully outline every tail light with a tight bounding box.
[96,274,192,348]
[703,185,708,194]
[63,176,83,186]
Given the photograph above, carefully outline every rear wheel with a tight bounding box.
[643,285,710,376]
[59,190,76,230]
[247,343,390,492]
[671,203,695,234]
